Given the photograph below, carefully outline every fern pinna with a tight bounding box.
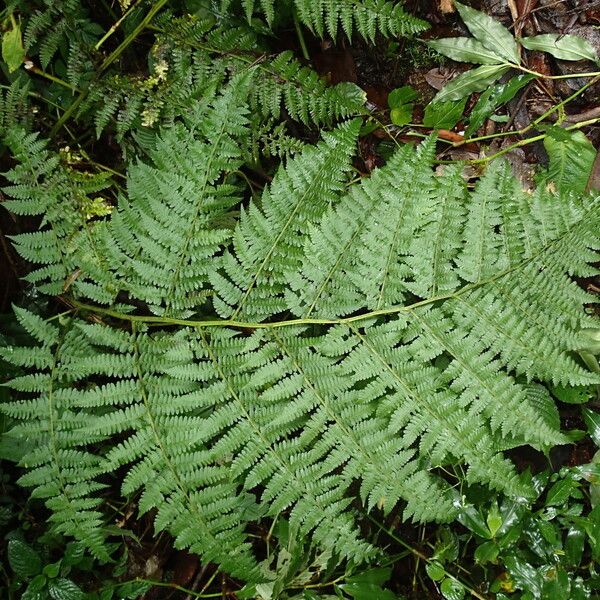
[2,80,599,583]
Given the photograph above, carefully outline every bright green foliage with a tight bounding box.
[254,51,366,125]
[97,75,251,316]
[213,118,362,320]
[232,0,429,39]
[58,11,368,144]
[81,33,366,140]
[2,104,599,581]
[0,307,109,561]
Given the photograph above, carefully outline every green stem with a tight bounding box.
[95,0,144,50]
[290,575,345,590]
[457,74,600,147]
[472,116,600,164]
[366,515,489,600]
[50,0,168,137]
[511,64,600,80]
[28,66,78,91]
[100,0,168,72]
[112,579,223,598]
[294,12,310,61]
[70,228,575,330]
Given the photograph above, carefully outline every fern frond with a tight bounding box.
[23,0,100,73]
[240,0,428,39]
[213,118,361,320]
[0,77,32,135]
[254,52,366,125]
[0,308,110,560]
[96,75,251,315]
[4,115,600,584]
[285,137,438,318]
[68,321,260,580]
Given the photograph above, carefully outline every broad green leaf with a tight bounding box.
[552,384,594,404]
[543,128,596,194]
[433,65,510,102]
[28,574,48,593]
[346,568,392,586]
[474,540,499,563]
[2,24,25,73]
[540,566,571,600]
[593,451,600,508]
[440,578,466,600]
[388,86,418,108]
[486,502,503,537]
[48,578,85,600]
[581,504,600,560]
[426,562,446,582]
[455,2,520,64]
[571,580,591,600]
[504,554,542,597]
[520,34,599,63]
[8,539,42,578]
[465,74,534,136]
[43,562,61,578]
[565,526,586,567]
[546,477,577,506]
[457,504,492,538]
[390,105,413,126]
[432,527,459,562]
[22,585,48,600]
[423,98,467,129]
[584,408,600,447]
[428,37,505,64]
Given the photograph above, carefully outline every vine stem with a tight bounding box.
[50,0,168,137]
[366,515,489,600]
[472,115,600,164]
[455,75,600,147]
[510,63,600,80]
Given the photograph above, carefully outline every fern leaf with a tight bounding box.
[4,117,600,584]
[98,76,251,315]
[213,119,361,320]
[0,310,110,561]
[286,137,438,317]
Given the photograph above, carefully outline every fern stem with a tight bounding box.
[95,0,144,51]
[293,13,310,61]
[69,244,552,329]
[365,515,489,600]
